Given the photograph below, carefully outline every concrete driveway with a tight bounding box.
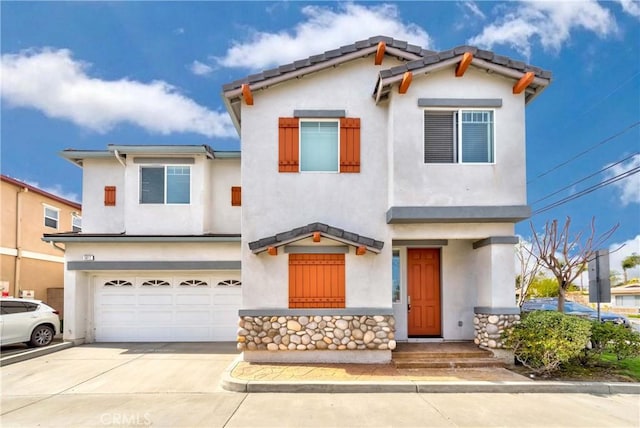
[2,342,639,428]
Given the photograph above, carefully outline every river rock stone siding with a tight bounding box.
[237,315,396,352]
[473,313,520,349]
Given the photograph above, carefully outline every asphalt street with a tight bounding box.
[1,342,638,427]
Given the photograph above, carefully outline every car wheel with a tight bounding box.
[29,325,54,347]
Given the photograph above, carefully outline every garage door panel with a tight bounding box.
[175,294,211,305]
[175,310,211,323]
[94,274,241,342]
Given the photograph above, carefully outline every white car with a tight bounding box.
[0,298,61,347]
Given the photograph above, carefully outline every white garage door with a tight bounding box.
[93,273,241,342]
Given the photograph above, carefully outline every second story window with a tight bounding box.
[424,110,494,164]
[72,214,82,232]
[300,120,339,172]
[44,206,59,229]
[140,165,190,204]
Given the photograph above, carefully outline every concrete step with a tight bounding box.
[392,350,492,360]
[393,357,505,369]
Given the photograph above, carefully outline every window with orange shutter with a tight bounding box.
[104,186,116,206]
[288,254,345,308]
[278,116,361,173]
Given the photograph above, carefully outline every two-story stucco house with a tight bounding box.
[222,36,550,363]
[46,36,551,363]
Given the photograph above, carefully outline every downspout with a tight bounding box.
[113,149,126,234]
[14,187,28,297]
[113,149,126,167]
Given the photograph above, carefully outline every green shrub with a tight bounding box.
[590,322,640,361]
[504,311,592,374]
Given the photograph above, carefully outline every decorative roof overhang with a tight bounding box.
[60,144,239,167]
[374,45,552,105]
[248,222,384,255]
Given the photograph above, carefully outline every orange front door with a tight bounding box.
[407,249,441,336]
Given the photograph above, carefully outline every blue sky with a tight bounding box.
[1,1,639,277]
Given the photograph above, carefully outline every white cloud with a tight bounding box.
[617,0,640,18]
[468,0,618,58]
[216,3,432,70]
[1,48,236,138]
[189,60,213,76]
[462,1,486,20]
[610,235,640,281]
[23,179,80,204]
[605,154,640,205]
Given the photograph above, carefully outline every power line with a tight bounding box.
[532,166,640,216]
[530,152,639,205]
[527,121,640,184]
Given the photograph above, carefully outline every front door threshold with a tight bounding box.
[407,337,444,343]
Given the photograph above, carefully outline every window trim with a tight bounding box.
[71,213,82,232]
[423,108,496,165]
[139,164,191,205]
[43,205,60,229]
[298,118,341,173]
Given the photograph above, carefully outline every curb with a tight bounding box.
[0,341,74,367]
[220,358,640,394]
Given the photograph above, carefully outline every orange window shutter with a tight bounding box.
[104,186,116,206]
[288,254,345,309]
[278,117,300,172]
[231,186,241,206]
[340,117,361,173]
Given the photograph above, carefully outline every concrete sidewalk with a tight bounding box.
[222,356,640,394]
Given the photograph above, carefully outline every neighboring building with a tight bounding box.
[46,36,552,363]
[611,282,640,312]
[1,174,81,316]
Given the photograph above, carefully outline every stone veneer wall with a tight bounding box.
[473,313,520,349]
[237,315,396,352]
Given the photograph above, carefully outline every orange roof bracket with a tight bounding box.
[374,41,386,65]
[241,83,254,105]
[513,72,535,94]
[356,246,367,256]
[455,52,473,77]
[398,71,413,94]
[313,232,321,242]
[267,246,277,256]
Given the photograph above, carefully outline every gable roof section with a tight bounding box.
[248,222,384,254]
[221,35,552,131]
[374,45,552,104]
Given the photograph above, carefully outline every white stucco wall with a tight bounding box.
[474,242,518,308]
[65,242,240,262]
[388,67,527,207]
[208,158,241,234]
[241,58,399,309]
[82,158,125,233]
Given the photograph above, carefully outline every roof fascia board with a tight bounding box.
[42,235,241,243]
[471,58,551,87]
[59,150,112,167]
[67,260,241,271]
[108,145,215,159]
[384,46,423,61]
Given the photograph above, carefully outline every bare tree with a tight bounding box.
[530,217,619,312]
[515,240,542,307]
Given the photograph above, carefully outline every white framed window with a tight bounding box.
[140,165,190,204]
[44,206,59,229]
[72,214,82,232]
[424,109,494,164]
[300,119,339,172]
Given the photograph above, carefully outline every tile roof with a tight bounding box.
[222,35,434,92]
[248,222,385,254]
